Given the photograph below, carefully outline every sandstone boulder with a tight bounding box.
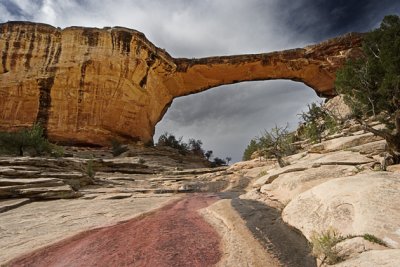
[334,249,400,267]
[324,95,352,120]
[260,165,357,204]
[282,173,400,248]
[310,133,383,153]
[312,151,374,166]
[335,237,386,260]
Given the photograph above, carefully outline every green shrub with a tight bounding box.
[50,144,65,158]
[86,159,96,179]
[310,228,345,265]
[111,139,129,157]
[362,234,387,246]
[335,15,400,162]
[157,132,188,152]
[157,132,207,157]
[188,138,204,157]
[299,102,338,143]
[242,139,259,161]
[0,124,52,156]
[138,158,146,164]
[212,157,226,167]
[205,150,213,160]
[258,124,295,167]
[258,170,268,177]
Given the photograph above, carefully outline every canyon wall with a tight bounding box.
[0,21,363,145]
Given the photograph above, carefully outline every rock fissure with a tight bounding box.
[0,22,364,145]
[36,76,55,136]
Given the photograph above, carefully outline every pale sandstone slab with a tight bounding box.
[200,199,280,267]
[260,165,357,204]
[313,151,374,165]
[0,198,31,213]
[333,249,400,267]
[282,173,400,248]
[0,195,178,264]
[335,237,386,260]
[0,178,61,186]
[347,140,386,155]
[309,133,382,153]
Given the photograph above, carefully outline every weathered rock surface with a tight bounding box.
[335,237,386,260]
[0,195,176,264]
[282,173,400,249]
[260,165,357,203]
[0,21,363,145]
[309,133,383,153]
[200,199,281,267]
[333,249,400,267]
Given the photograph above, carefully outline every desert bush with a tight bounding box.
[299,102,338,143]
[111,139,129,157]
[86,159,96,179]
[138,158,146,164]
[310,228,345,266]
[335,15,400,162]
[242,138,260,161]
[205,150,213,160]
[157,132,209,158]
[50,144,65,158]
[212,157,226,166]
[258,170,268,177]
[157,132,188,152]
[362,234,387,246]
[258,124,295,167]
[0,124,52,156]
[188,138,204,157]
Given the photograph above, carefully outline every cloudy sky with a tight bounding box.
[1,0,400,162]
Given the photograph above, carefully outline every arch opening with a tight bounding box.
[155,80,322,163]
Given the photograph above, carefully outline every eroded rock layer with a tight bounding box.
[0,21,363,145]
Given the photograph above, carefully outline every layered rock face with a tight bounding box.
[0,21,363,145]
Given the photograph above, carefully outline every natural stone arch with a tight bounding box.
[0,22,363,145]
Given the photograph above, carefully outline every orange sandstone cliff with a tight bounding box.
[0,21,363,145]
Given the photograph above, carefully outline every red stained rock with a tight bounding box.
[8,195,221,267]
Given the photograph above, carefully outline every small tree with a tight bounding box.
[299,102,338,143]
[213,157,226,166]
[258,125,294,167]
[242,138,259,161]
[335,15,400,162]
[188,138,204,157]
[157,132,188,152]
[205,150,213,160]
[225,157,232,165]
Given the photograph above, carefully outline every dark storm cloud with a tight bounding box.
[275,0,400,41]
[1,0,26,17]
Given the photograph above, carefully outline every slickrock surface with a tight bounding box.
[283,173,400,248]
[0,21,362,145]
[0,195,177,264]
[334,249,400,267]
[6,195,222,267]
[201,199,281,267]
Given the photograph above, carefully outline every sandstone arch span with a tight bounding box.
[0,22,363,145]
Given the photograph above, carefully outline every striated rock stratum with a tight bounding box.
[0,21,363,145]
